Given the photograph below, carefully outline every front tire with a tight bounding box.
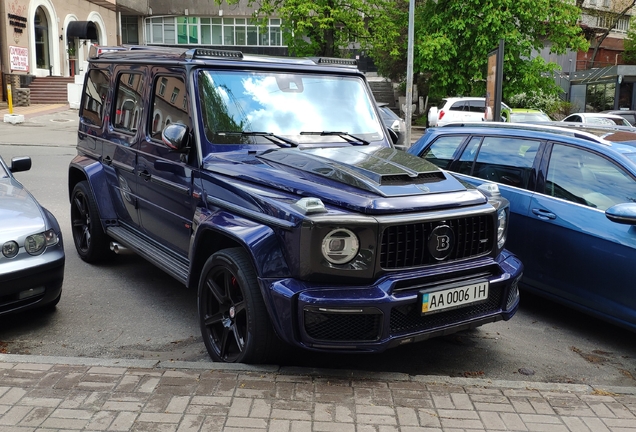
[70,181,112,263]
[198,248,277,364]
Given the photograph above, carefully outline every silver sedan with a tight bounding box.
[0,154,64,314]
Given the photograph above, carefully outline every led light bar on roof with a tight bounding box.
[192,49,244,59]
[315,57,357,66]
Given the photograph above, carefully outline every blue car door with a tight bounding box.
[526,142,636,325]
[136,71,195,256]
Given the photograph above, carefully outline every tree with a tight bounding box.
[222,0,401,58]
[624,16,636,64]
[410,0,589,101]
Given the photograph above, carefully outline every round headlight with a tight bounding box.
[497,209,507,249]
[321,229,359,265]
[2,241,19,258]
[25,233,46,255]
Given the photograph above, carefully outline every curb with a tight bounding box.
[3,353,636,396]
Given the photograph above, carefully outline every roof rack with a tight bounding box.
[439,121,620,145]
[184,48,244,60]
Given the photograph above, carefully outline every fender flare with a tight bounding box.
[68,155,118,222]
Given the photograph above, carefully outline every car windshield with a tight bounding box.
[197,69,384,145]
[510,112,551,122]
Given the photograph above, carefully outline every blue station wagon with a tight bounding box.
[409,122,636,331]
[68,46,522,363]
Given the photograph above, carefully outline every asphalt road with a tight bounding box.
[1,111,635,389]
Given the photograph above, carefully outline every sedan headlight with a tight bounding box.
[25,229,59,255]
[497,209,507,250]
[321,228,359,264]
[2,241,19,258]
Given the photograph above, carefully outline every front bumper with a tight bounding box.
[260,251,522,353]
[0,245,65,315]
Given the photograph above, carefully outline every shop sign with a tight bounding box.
[9,46,29,71]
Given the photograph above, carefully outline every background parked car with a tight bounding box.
[502,108,552,123]
[0,154,64,315]
[377,103,407,146]
[602,110,636,126]
[562,112,633,126]
[408,122,636,332]
[428,97,511,127]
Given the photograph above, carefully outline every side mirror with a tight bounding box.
[10,156,32,173]
[606,203,636,225]
[161,123,190,153]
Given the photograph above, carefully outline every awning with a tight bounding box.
[67,21,98,40]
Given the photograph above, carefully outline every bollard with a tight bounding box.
[6,84,14,114]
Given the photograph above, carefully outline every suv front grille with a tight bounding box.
[390,284,504,334]
[380,215,493,269]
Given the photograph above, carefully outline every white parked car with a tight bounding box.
[428,97,511,127]
[562,112,633,127]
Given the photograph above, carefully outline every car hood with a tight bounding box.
[0,178,46,241]
[204,146,487,214]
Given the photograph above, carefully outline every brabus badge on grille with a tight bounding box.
[428,225,455,260]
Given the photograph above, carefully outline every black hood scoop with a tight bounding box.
[257,146,448,197]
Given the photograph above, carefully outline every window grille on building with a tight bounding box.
[145,16,283,47]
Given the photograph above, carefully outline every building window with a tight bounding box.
[121,16,139,44]
[159,78,167,96]
[145,16,284,47]
[170,87,180,104]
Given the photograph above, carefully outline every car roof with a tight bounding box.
[509,108,543,113]
[431,122,636,151]
[88,45,362,74]
[572,112,625,119]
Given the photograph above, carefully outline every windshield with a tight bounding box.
[197,70,384,145]
[510,112,551,122]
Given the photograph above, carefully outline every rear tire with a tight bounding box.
[198,248,278,364]
[70,181,112,263]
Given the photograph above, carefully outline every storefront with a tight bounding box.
[569,65,636,113]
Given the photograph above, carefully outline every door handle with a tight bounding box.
[138,170,151,180]
[103,155,112,166]
[532,208,556,220]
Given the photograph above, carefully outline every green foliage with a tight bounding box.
[624,17,636,64]
[508,91,575,120]
[411,0,589,100]
[222,0,401,58]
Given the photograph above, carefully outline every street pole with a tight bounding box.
[405,0,415,148]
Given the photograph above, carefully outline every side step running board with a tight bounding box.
[106,226,189,285]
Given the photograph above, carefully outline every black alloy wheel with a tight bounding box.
[198,248,277,364]
[70,181,111,263]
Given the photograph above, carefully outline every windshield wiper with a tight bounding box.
[217,131,298,147]
[299,131,369,145]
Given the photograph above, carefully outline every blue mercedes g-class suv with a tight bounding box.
[68,45,522,363]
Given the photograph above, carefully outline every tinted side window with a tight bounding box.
[472,137,540,188]
[113,73,144,134]
[421,135,467,169]
[564,115,580,122]
[545,144,636,210]
[456,137,482,175]
[468,100,485,113]
[80,69,110,127]
[150,75,189,141]
[449,102,465,111]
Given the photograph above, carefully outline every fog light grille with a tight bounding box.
[304,307,382,341]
